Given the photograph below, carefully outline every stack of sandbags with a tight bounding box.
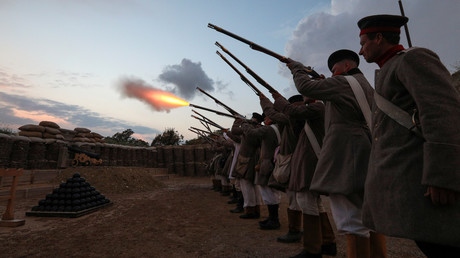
[72,128,105,143]
[17,121,65,140]
[18,124,45,138]
[72,127,93,143]
[40,121,65,140]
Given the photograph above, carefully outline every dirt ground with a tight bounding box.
[0,167,425,258]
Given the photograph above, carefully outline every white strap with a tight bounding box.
[304,122,321,158]
[344,75,372,128]
[270,124,281,144]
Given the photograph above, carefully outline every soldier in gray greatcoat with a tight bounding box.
[231,113,264,219]
[286,49,386,257]
[264,92,337,257]
[358,14,460,257]
[241,112,282,230]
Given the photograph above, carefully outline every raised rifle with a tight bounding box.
[208,23,321,78]
[216,50,264,97]
[189,103,239,119]
[188,128,214,143]
[190,126,219,137]
[192,110,226,130]
[398,0,413,47]
[215,42,279,94]
[196,87,245,118]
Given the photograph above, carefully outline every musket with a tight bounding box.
[189,103,239,119]
[196,87,244,118]
[398,0,413,47]
[191,115,225,130]
[216,50,264,97]
[190,126,219,137]
[215,41,279,94]
[208,23,321,78]
[191,110,226,130]
[188,128,214,143]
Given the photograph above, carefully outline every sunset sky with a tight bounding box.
[1,0,459,143]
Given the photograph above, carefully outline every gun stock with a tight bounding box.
[215,50,263,97]
[208,23,321,78]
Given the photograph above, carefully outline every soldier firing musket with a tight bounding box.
[215,41,279,95]
[208,23,321,79]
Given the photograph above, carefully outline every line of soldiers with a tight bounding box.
[207,14,459,258]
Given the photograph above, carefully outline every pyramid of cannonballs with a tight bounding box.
[27,173,111,217]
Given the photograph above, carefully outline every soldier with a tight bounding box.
[286,49,386,257]
[242,111,282,230]
[263,93,337,257]
[231,113,264,219]
[357,14,460,256]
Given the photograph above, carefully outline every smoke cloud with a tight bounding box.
[158,58,215,99]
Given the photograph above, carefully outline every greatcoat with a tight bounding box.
[242,122,279,186]
[231,119,260,182]
[363,47,460,247]
[289,64,374,195]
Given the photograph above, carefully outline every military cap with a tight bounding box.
[288,94,304,104]
[252,112,264,123]
[358,14,408,36]
[327,49,360,72]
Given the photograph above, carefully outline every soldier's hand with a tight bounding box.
[271,91,282,100]
[424,186,460,205]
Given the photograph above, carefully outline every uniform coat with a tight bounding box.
[231,119,260,182]
[242,122,279,186]
[363,47,460,247]
[289,63,374,195]
[273,97,325,192]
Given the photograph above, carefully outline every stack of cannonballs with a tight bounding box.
[27,173,111,217]
[18,121,65,140]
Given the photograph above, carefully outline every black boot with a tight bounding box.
[239,206,259,219]
[289,250,322,258]
[260,204,280,230]
[227,185,238,204]
[229,191,244,213]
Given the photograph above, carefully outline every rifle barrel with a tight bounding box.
[398,0,412,47]
[196,87,243,117]
[189,103,236,118]
[216,50,262,96]
[208,23,321,78]
[216,41,278,94]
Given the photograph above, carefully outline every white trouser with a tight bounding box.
[216,174,229,186]
[287,190,302,211]
[257,185,281,205]
[240,178,262,207]
[287,190,325,216]
[329,193,370,237]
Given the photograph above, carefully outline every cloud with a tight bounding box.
[158,58,215,100]
[0,92,160,139]
[281,0,460,90]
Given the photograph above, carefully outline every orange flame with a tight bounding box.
[121,79,189,112]
[148,92,189,107]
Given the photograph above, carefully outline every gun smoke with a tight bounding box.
[158,58,215,99]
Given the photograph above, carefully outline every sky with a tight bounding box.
[1,0,459,143]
